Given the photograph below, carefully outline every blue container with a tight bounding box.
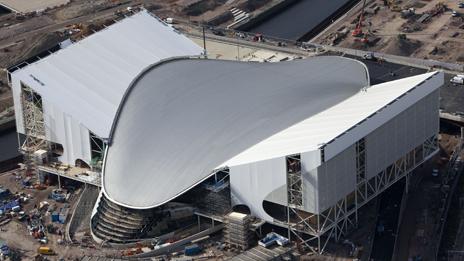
[51,212,59,222]
[184,244,201,256]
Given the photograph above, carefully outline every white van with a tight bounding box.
[450,75,464,85]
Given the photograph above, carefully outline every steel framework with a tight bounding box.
[20,83,48,176]
[284,135,439,254]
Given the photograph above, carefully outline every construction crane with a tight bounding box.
[352,0,367,37]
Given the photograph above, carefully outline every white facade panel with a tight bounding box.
[365,90,439,178]
[301,150,321,213]
[324,72,443,161]
[315,144,356,213]
[230,157,287,222]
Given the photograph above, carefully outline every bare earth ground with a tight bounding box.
[315,0,464,64]
[0,170,121,260]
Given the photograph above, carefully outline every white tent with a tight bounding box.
[11,10,203,165]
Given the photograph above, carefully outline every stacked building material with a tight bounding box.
[224,212,251,250]
[201,187,231,215]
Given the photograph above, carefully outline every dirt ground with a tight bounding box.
[0,169,122,260]
[315,0,464,64]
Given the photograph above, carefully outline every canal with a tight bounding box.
[0,5,10,16]
[246,0,357,41]
[0,129,18,161]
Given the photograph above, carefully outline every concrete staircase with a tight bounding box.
[91,194,156,243]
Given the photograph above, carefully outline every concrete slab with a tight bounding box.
[0,0,69,13]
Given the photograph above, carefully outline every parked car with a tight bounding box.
[363,52,377,61]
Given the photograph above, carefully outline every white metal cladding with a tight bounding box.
[230,157,287,222]
[103,56,370,209]
[365,90,439,179]
[10,10,203,139]
[300,87,440,215]
[300,150,322,213]
[302,145,356,214]
[323,71,443,161]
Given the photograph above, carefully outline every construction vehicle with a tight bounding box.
[37,247,54,255]
[352,0,367,37]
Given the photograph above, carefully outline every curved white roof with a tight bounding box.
[102,56,370,209]
[12,10,203,138]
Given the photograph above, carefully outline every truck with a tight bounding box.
[37,246,54,255]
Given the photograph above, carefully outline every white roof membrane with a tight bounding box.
[12,10,203,138]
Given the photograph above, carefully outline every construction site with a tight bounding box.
[0,1,463,261]
[315,0,464,64]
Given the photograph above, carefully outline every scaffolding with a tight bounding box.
[284,135,439,254]
[19,82,48,177]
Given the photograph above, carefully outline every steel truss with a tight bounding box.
[20,83,46,152]
[285,135,439,255]
[20,83,48,175]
